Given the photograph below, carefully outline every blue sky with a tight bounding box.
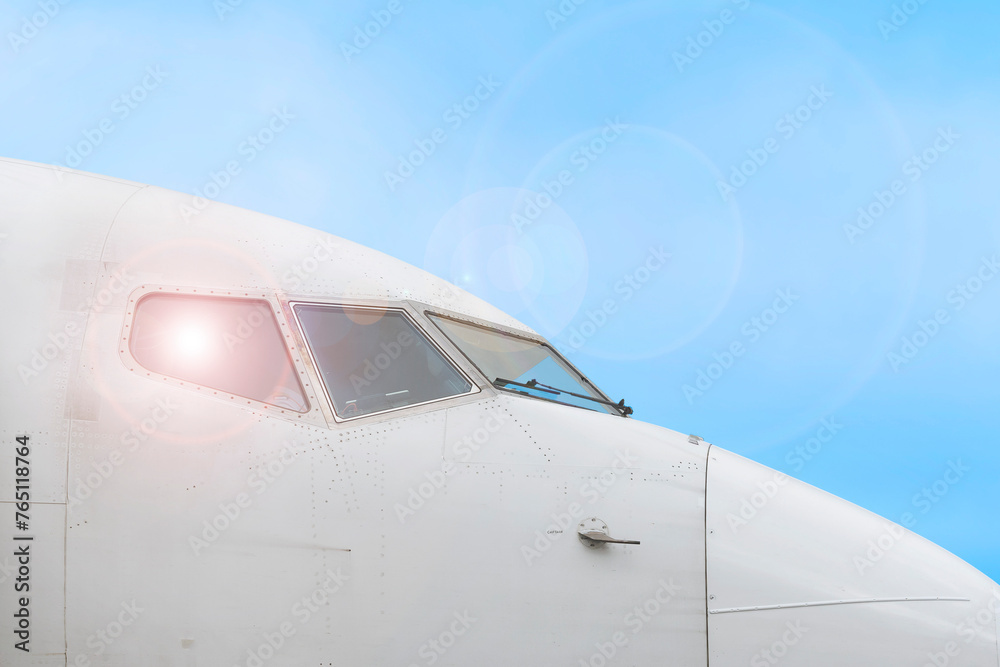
[2,0,997,580]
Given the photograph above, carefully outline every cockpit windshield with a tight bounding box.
[294,304,475,420]
[427,314,630,417]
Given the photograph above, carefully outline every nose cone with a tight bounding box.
[706,446,1000,666]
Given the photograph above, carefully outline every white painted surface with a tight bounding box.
[0,158,996,665]
[706,445,999,666]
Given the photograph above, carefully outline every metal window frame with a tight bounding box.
[423,310,622,416]
[289,300,481,424]
[119,285,323,422]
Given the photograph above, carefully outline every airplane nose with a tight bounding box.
[705,446,1000,666]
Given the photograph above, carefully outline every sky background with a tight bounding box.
[1,0,997,580]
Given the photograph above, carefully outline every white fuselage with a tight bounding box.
[1,157,997,666]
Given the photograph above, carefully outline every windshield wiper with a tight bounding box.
[493,378,633,417]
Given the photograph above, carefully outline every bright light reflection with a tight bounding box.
[173,324,210,358]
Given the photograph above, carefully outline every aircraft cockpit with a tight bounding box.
[124,289,630,427]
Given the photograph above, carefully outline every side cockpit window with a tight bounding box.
[292,304,474,420]
[427,313,626,416]
[129,294,308,412]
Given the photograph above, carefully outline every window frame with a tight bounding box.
[289,300,481,423]
[119,285,324,423]
[423,310,623,417]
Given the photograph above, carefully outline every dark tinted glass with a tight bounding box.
[294,305,472,419]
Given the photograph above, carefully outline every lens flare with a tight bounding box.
[173,324,211,358]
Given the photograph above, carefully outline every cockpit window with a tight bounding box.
[293,304,474,420]
[129,294,308,412]
[426,314,628,416]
